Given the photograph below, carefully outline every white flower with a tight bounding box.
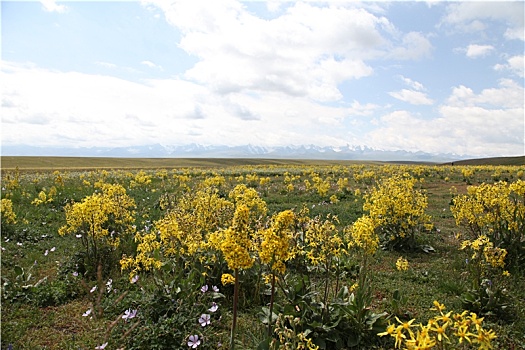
[212,285,219,292]
[122,308,137,321]
[188,335,201,348]
[82,309,92,317]
[131,275,139,284]
[199,314,211,327]
[106,279,113,293]
[90,286,97,293]
[95,342,108,349]
[208,302,218,313]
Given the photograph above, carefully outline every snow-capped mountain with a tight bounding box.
[2,143,469,162]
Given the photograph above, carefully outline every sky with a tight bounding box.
[1,0,524,158]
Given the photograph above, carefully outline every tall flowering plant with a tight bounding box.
[363,174,433,251]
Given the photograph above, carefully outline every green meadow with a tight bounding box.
[1,156,524,349]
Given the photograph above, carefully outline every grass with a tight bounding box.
[1,158,525,349]
[0,156,383,171]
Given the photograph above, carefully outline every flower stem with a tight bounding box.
[268,273,276,337]
[230,268,240,350]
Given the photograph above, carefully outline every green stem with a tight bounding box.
[230,268,240,350]
[268,272,276,338]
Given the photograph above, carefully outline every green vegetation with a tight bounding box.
[1,158,524,349]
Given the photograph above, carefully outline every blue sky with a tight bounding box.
[1,0,524,157]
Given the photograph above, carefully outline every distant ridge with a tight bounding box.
[2,143,470,163]
[447,156,525,166]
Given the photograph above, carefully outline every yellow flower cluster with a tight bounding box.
[221,273,235,285]
[364,174,432,244]
[379,301,497,349]
[31,187,57,205]
[217,205,256,270]
[122,184,234,273]
[460,235,507,269]
[346,216,379,256]
[396,257,409,271]
[1,198,17,224]
[129,170,152,188]
[452,180,523,267]
[304,214,344,266]
[258,210,296,274]
[120,231,162,276]
[59,183,136,246]
[452,180,524,235]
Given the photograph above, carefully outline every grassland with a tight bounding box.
[1,156,384,171]
[1,157,524,349]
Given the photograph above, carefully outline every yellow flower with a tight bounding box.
[221,273,235,286]
[396,257,409,271]
[1,198,17,224]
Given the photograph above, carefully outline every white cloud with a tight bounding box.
[465,44,494,58]
[447,79,524,108]
[40,0,67,13]
[387,32,433,60]
[389,89,434,105]
[441,2,525,40]
[142,1,432,102]
[400,76,425,91]
[367,79,524,156]
[494,55,525,78]
[1,61,369,149]
[141,60,162,70]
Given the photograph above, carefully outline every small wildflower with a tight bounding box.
[396,257,409,271]
[201,285,209,293]
[503,270,510,277]
[131,274,139,283]
[212,285,219,292]
[199,313,211,327]
[44,250,49,256]
[208,302,218,313]
[188,335,201,348]
[76,234,82,238]
[90,286,97,293]
[95,342,108,349]
[106,279,113,293]
[82,309,92,317]
[72,271,79,277]
[122,308,137,321]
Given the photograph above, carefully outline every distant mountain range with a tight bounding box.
[2,143,472,162]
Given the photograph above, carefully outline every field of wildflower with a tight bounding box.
[1,157,524,350]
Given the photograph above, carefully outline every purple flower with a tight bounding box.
[131,274,139,284]
[72,271,79,277]
[200,285,208,293]
[188,334,201,348]
[122,308,137,321]
[199,313,211,327]
[208,302,218,313]
[212,285,219,292]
